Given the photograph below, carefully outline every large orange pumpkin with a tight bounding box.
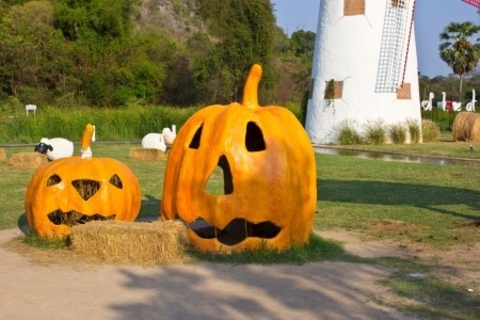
[25,124,141,239]
[161,64,317,252]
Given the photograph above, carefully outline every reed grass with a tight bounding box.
[336,120,364,145]
[363,119,387,145]
[388,122,407,144]
[421,119,441,142]
[406,118,421,144]
[0,103,303,144]
[0,105,202,143]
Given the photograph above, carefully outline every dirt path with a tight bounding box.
[0,226,458,320]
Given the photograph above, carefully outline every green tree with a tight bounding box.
[439,21,480,101]
[289,30,316,61]
[0,1,72,103]
[272,25,290,55]
[185,31,222,104]
[197,0,276,103]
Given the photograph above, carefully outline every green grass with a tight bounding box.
[0,104,303,143]
[191,233,348,265]
[22,231,70,249]
[316,152,480,247]
[2,140,480,319]
[2,141,480,245]
[376,266,480,319]
[0,105,202,143]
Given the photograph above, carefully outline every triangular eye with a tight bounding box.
[205,155,234,195]
[189,124,203,149]
[46,174,62,187]
[245,122,266,152]
[109,174,123,189]
[72,180,100,201]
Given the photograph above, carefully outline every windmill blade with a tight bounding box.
[375,0,416,93]
[462,0,480,9]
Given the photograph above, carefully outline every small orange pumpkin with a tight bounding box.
[161,64,317,252]
[25,124,141,239]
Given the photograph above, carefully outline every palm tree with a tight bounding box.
[439,21,480,102]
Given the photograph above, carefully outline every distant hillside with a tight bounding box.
[135,0,313,105]
[0,0,314,109]
[136,0,206,42]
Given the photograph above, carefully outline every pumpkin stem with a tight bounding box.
[81,123,95,158]
[242,64,262,110]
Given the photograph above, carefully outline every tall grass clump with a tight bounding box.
[389,122,406,144]
[406,118,421,143]
[363,119,387,145]
[336,120,364,145]
[422,119,441,142]
[0,105,202,143]
[422,108,460,131]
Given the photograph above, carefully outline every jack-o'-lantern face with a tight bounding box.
[25,124,141,239]
[161,64,317,253]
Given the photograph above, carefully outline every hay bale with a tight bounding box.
[128,147,168,160]
[0,148,6,161]
[452,112,480,142]
[9,152,48,168]
[70,220,191,265]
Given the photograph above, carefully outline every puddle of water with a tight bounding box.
[314,146,480,167]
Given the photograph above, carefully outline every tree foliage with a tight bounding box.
[0,0,313,108]
[289,30,315,62]
[197,0,276,103]
[439,21,480,101]
[0,1,70,101]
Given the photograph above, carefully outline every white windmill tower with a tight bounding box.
[305,0,420,144]
[306,0,480,145]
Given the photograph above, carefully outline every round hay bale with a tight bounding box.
[0,148,6,162]
[70,220,192,265]
[9,152,48,168]
[452,112,480,142]
[129,147,167,160]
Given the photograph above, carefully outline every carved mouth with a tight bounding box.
[189,218,281,246]
[48,210,116,227]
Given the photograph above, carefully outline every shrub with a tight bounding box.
[363,119,387,145]
[422,119,441,142]
[406,118,421,144]
[389,122,406,144]
[336,120,364,145]
[422,108,460,131]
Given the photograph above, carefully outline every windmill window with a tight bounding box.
[344,0,365,16]
[324,80,344,100]
[397,83,411,100]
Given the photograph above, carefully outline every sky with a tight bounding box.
[272,0,480,78]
